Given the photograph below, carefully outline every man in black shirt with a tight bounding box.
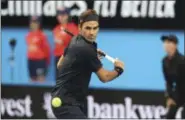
[161,34,185,119]
[51,9,124,119]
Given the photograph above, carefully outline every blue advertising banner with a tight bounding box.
[1,28,184,90]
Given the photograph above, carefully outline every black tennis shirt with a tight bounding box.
[51,35,102,104]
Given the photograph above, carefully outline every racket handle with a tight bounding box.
[105,55,116,63]
[98,51,115,63]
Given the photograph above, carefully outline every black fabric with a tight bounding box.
[52,105,87,119]
[51,35,102,105]
[162,51,185,118]
[87,47,102,72]
[161,34,178,44]
[162,50,185,103]
[166,104,185,119]
[114,66,123,76]
[79,14,99,23]
[28,59,47,78]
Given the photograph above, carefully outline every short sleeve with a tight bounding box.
[64,47,68,56]
[85,48,102,72]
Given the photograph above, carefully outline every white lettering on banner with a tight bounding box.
[132,1,140,18]
[148,1,155,18]
[100,103,111,118]
[1,95,33,117]
[120,1,175,18]
[9,1,14,16]
[67,1,87,16]
[164,1,175,18]
[94,1,118,17]
[87,95,184,119]
[1,0,87,17]
[125,97,138,118]
[56,1,63,10]
[1,0,175,18]
[15,1,21,16]
[36,1,42,16]
[23,1,29,16]
[112,104,125,118]
[29,1,36,16]
[43,93,56,119]
[156,1,165,18]
[43,1,56,17]
[137,105,155,118]
[140,1,147,18]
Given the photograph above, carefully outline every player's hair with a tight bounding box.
[79,9,98,27]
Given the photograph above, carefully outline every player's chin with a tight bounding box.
[88,38,96,42]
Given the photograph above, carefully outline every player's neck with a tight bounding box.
[81,35,95,44]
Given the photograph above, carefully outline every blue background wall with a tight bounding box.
[1,28,184,91]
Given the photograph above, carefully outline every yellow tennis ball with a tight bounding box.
[52,97,62,108]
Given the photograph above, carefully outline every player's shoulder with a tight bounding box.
[70,35,93,52]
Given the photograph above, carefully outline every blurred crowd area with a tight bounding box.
[1,0,184,119]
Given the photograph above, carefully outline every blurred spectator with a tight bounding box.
[161,34,185,119]
[26,16,50,82]
[53,7,78,78]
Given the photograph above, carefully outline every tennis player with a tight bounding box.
[51,9,124,119]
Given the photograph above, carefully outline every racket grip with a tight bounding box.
[97,50,115,63]
[105,55,115,63]
[98,51,106,56]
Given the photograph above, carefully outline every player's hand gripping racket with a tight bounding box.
[97,50,116,63]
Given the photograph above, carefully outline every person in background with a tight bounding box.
[26,16,50,82]
[53,7,78,78]
[161,34,185,119]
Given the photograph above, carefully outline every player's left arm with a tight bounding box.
[57,55,64,70]
[57,46,69,69]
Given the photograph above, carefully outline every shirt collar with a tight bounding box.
[79,35,97,48]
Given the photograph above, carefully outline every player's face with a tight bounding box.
[30,22,39,31]
[80,21,99,42]
[57,14,69,24]
[163,40,177,56]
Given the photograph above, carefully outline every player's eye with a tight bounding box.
[93,26,99,30]
[85,27,91,30]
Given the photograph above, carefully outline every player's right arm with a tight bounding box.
[86,48,124,83]
[96,60,124,83]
